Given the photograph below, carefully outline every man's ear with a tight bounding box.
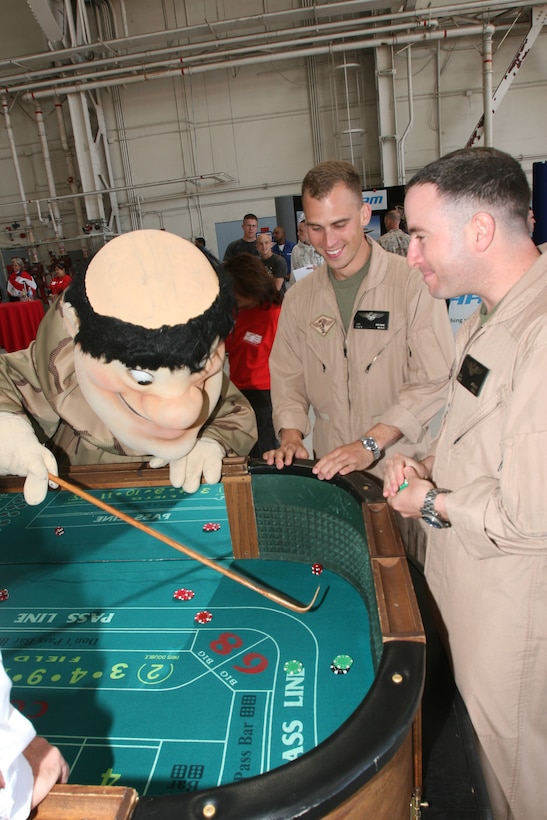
[361,202,373,228]
[471,211,495,252]
[62,300,80,339]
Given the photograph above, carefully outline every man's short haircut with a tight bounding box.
[65,267,235,373]
[243,213,258,222]
[302,160,362,205]
[407,147,531,228]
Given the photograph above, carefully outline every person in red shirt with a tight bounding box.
[224,253,282,457]
[48,261,72,299]
[7,258,37,301]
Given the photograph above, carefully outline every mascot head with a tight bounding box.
[63,229,235,460]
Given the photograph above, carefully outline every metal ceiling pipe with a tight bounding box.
[0,18,440,91]
[482,26,495,146]
[0,0,531,74]
[63,0,78,46]
[0,173,237,213]
[23,24,496,100]
[396,45,414,186]
[1,99,32,229]
[54,97,88,253]
[436,41,443,158]
[33,103,63,238]
[95,0,138,233]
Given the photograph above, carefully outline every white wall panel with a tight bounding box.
[0,1,545,264]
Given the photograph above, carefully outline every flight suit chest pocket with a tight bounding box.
[450,382,508,445]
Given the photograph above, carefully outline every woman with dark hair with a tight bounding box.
[223,253,283,457]
[48,260,72,299]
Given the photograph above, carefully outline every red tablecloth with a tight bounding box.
[0,300,45,352]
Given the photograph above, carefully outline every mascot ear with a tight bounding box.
[62,301,80,340]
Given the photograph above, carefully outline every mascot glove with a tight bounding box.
[0,413,58,505]
[149,437,225,494]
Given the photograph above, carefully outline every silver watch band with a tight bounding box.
[360,436,381,462]
[420,488,452,528]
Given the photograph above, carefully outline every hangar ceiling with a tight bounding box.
[0,1,539,97]
[0,0,543,255]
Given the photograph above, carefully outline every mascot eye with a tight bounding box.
[128,369,154,386]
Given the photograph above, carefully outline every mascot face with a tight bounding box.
[65,230,232,460]
[73,344,224,460]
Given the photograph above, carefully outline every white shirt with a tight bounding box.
[0,653,35,820]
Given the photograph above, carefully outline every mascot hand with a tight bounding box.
[149,438,225,493]
[0,413,59,505]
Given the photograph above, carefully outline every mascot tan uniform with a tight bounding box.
[0,230,257,504]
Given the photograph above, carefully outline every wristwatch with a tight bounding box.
[420,488,452,529]
[360,436,381,462]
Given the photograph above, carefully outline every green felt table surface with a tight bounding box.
[0,482,376,797]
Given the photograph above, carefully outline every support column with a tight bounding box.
[375,45,399,187]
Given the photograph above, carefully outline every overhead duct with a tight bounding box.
[16,24,497,100]
[0,0,533,85]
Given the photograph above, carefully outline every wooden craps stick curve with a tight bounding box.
[49,473,320,613]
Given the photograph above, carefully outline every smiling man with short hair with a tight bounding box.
[266,160,454,487]
[383,147,547,820]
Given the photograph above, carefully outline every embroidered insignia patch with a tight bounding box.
[353,310,389,330]
[311,315,336,336]
[456,354,490,396]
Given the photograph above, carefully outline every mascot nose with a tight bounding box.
[140,384,204,429]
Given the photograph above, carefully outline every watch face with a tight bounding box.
[361,437,380,460]
[421,512,446,529]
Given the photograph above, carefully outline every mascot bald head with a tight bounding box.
[66,229,234,371]
[63,230,236,462]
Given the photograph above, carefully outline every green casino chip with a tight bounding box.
[283,659,304,675]
[331,654,354,674]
